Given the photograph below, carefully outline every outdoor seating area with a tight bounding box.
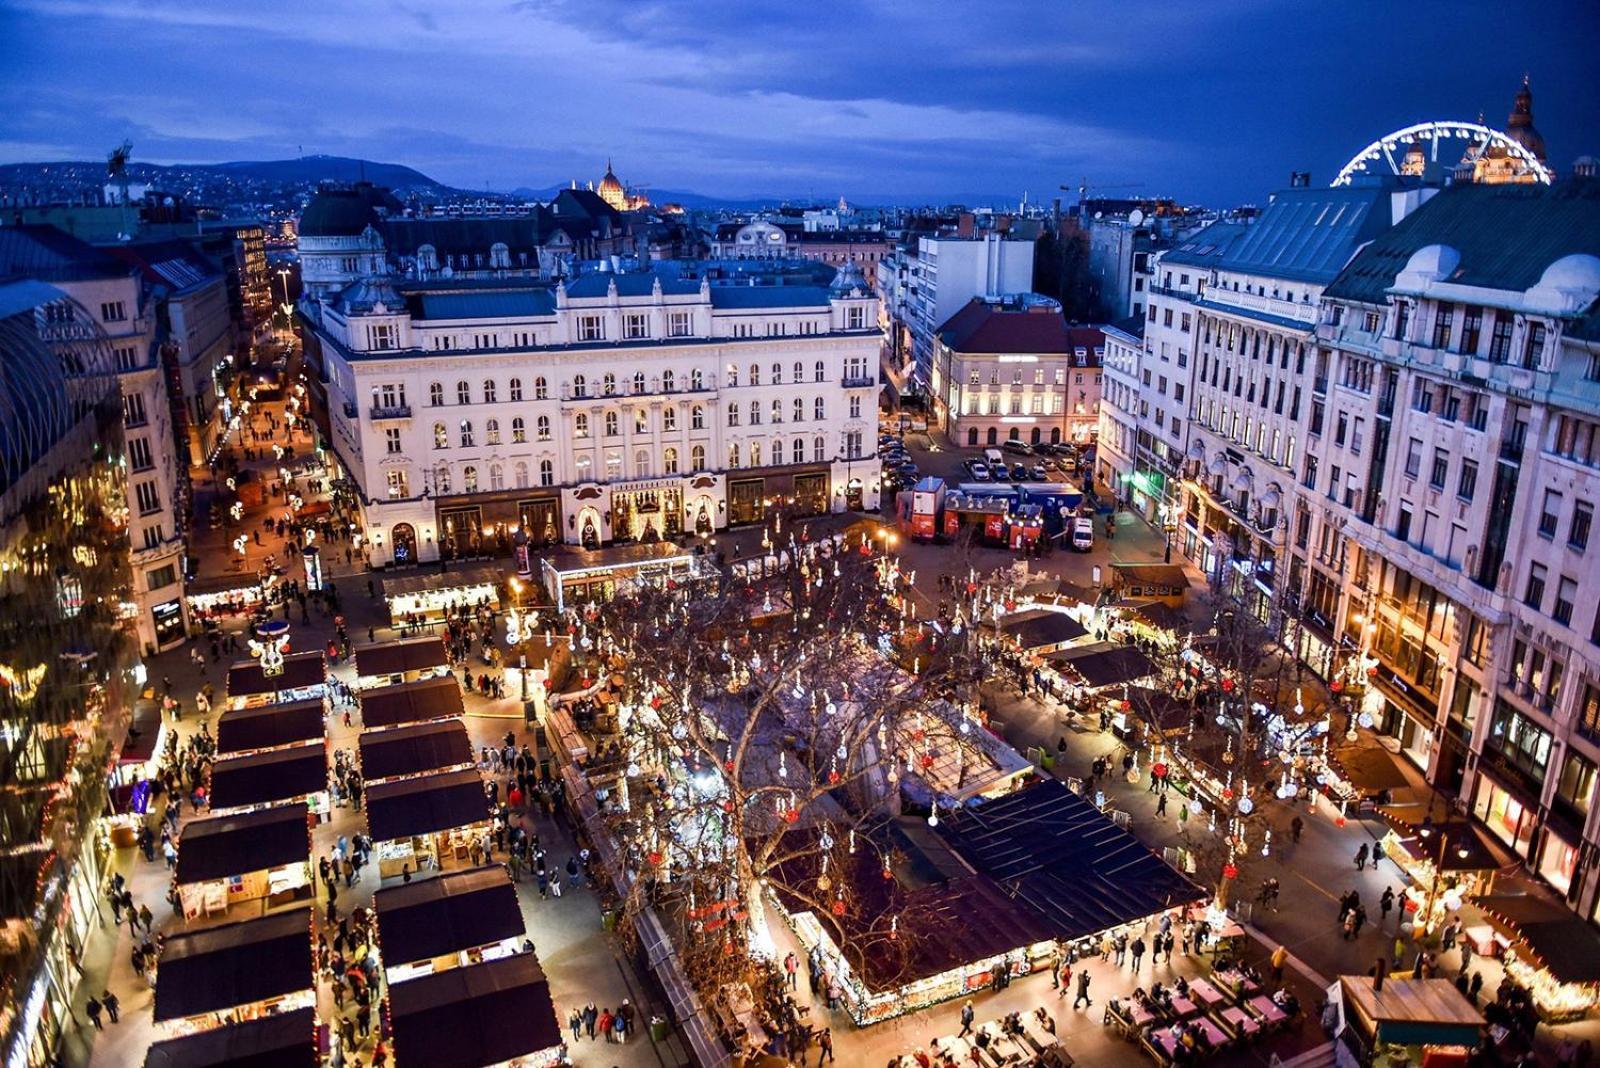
[1103,964,1298,1064]
[893,1007,1074,1067]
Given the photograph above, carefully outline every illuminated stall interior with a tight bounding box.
[373,865,526,983]
[364,768,493,881]
[152,909,316,1038]
[1475,894,1600,1021]
[224,652,327,711]
[540,540,717,611]
[1332,975,1484,1065]
[382,566,501,625]
[175,805,313,920]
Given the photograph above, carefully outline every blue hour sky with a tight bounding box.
[1,0,1595,206]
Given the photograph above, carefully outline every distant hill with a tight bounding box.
[207,155,445,188]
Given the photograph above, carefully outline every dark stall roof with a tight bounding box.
[143,1007,318,1068]
[387,953,562,1068]
[359,719,473,781]
[359,675,465,730]
[209,743,326,810]
[176,804,310,884]
[1046,642,1157,688]
[996,609,1087,650]
[381,565,502,599]
[354,636,448,678]
[1113,563,1190,588]
[153,910,314,1021]
[1333,743,1411,792]
[366,768,490,842]
[1122,688,1197,733]
[1476,894,1600,984]
[215,699,325,755]
[375,865,525,966]
[939,778,1205,942]
[226,652,326,698]
[119,699,164,765]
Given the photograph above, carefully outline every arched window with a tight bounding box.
[728,405,740,427]
[489,242,510,269]
[635,409,649,435]
[663,369,676,392]
[511,417,526,443]
[485,418,501,444]
[814,397,825,420]
[574,413,589,438]
[793,397,804,422]
[691,368,704,390]
[539,459,554,486]
[604,411,619,436]
[771,362,782,384]
[483,379,498,404]
[728,443,740,468]
[429,381,444,406]
[433,422,448,448]
[749,442,762,467]
[691,444,706,471]
[490,464,504,491]
[603,372,616,396]
[515,462,529,488]
[749,400,761,425]
[726,364,739,387]
[814,360,826,382]
[772,439,784,465]
[418,244,438,271]
[771,398,783,423]
[663,447,679,474]
[463,465,479,493]
[634,449,650,477]
[536,415,550,441]
[508,378,523,402]
[749,363,761,386]
[459,421,474,447]
[434,464,451,493]
[573,374,587,398]
[794,361,804,383]
[457,380,471,405]
[692,406,705,430]
[813,436,826,463]
[632,371,646,394]
[534,376,548,400]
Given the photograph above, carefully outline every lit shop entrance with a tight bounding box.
[613,483,682,542]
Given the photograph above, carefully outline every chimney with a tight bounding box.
[1289,171,1311,188]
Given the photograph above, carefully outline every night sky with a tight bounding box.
[1,0,1595,206]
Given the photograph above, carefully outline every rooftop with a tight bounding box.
[936,296,1102,355]
[1219,186,1392,285]
[0,224,132,282]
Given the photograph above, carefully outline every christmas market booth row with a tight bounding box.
[373,864,525,982]
[775,778,1207,1025]
[143,1006,318,1068]
[359,718,475,783]
[353,635,449,688]
[1475,893,1600,1020]
[359,675,466,731]
[382,566,502,625]
[152,908,315,1036]
[364,767,494,880]
[207,742,329,817]
[384,952,565,1068]
[224,651,327,710]
[175,804,313,920]
[215,698,325,757]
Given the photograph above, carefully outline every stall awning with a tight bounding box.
[1476,894,1600,984]
[1333,743,1411,792]
[119,699,163,765]
[374,865,525,967]
[386,953,562,1068]
[1120,599,1188,632]
[209,743,327,811]
[153,909,314,1022]
[1339,976,1484,1048]
[143,1006,318,1068]
[1379,814,1505,873]
[996,609,1088,650]
[226,652,326,699]
[382,566,503,600]
[215,699,325,756]
[176,805,310,885]
[543,540,692,578]
[366,768,490,843]
[1046,642,1157,688]
[359,720,474,782]
[359,676,465,730]
[354,636,448,678]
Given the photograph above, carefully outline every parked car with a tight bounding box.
[1071,516,1095,551]
[1002,439,1033,455]
[1030,464,1048,481]
[1008,463,1028,481]
[964,459,990,480]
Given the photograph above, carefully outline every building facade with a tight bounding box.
[897,233,1036,393]
[298,265,882,565]
[710,221,893,287]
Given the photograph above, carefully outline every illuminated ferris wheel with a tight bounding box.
[1331,120,1553,187]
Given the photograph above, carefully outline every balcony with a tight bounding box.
[370,404,413,420]
[342,401,359,419]
[842,374,877,389]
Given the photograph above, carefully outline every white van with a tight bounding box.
[1071,516,1095,551]
[983,447,1005,467]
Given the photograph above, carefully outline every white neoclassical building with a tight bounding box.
[298,264,882,565]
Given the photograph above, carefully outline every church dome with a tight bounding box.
[1505,75,1547,161]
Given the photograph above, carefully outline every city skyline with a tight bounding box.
[2,0,1596,206]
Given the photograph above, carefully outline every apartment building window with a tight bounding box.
[101,301,126,322]
[429,382,444,406]
[433,422,448,449]
[123,393,147,427]
[1394,301,1411,340]
[1411,379,1434,413]
[1582,684,1600,743]
[1488,312,1514,362]
[669,312,692,337]
[1460,306,1483,354]
[850,396,863,419]
[1431,304,1453,349]
[1403,438,1422,479]
[579,316,604,342]
[1335,412,1348,447]
[1458,459,1478,501]
[457,380,471,405]
[603,373,617,396]
[459,421,475,447]
[1363,311,1381,333]
[509,378,523,402]
[1556,752,1596,823]
[536,415,550,441]
[142,526,163,550]
[1553,414,1600,467]
[1570,500,1593,551]
[128,437,154,471]
[1180,313,1191,333]
[1429,449,1448,489]
[385,428,402,454]
[386,470,408,498]
[749,401,761,425]
[147,564,176,591]
[691,406,705,431]
[115,345,140,370]
[1523,322,1546,369]
[727,405,740,427]
[483,380,498,404]
[624,313,649,339]
[535,376,549,400]
[1487,700,1552,782]
[1555,576,1577,626]
[847,307,865,330]
[1539,489,1562,538]
[512,417,526,443]
[1309,400,1324,437]
[134,480,161,516]
[604,411,619,437]
[1524,563,1547,610]
[486,419,501,445]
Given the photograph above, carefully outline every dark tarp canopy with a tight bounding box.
[143,1006,318,1068]
[1333,743,1411,792]
[359,676,465,730]
[215,699,324,755]
[176,805,310,885]
[353,636,448,678]
[209,744,327,810]
[226,652,326,699]
[1046,642,1157,688]
[365,768,490,842]
[153,909,313,1022]
[374,865,525,967]
[1476,894,1600,983]
[996,609,1088,650]
[1122,687,1197,734]
[359,719,474,782]
[386,953,562,1068]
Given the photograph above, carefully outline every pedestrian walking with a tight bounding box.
[816,1027,835,1065]
[138,904,153,933]
[1156,792,1168,818]
[85,995,103,1030]
[568,1009,582,1042]
[959,1000,974,1036]
[1459,937,1474,976]
[1355,843,1369,870]
[1130,937,1146,970]
[101,990,119,1024]
[1270,944,1287,983]
[1380,887,1395,926]
[785,952,799,990]
[1290,815,1304,842]
[1073,970,1092,1009]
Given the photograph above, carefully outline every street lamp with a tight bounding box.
[1416,821,1471,936]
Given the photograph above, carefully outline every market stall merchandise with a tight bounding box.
[152,909,315,1032]
[1331,975,1484,1064]
[142,1006,318,1067]
[175,805,313,920]
[224,652,327,709]
[1475,894,1600,1020]
[183,572,270,623]
[352,635,449,686]
[364,768,493,879]
[373,865,526,980]
[1110,563,1189,605]
[207,743,328,814]
[358,719,474,783]
[385,952,565,1068]
[359,675,466,731]
[383,566,502,624]
[214,699,325,757]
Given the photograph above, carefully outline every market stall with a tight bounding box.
[225,652,327,711]
[992,609,1089,655]
[152,909,316,1037]
[1475,894,1600,1021]
[1327,743,1412,810]
[1112,687,1196,745]
[384,953,565,1068]
[383,566,502,625]
[175,805,313,920]
[109,699,168,841]
[359,675,466,732]
[1330,975,1484,1067]
[352,636,449,688]
[540,541,717,611]
[207,743,329,817]
[364,768,493,881]
[1376,815,1502,932]
[1110,563,1189,606]
[142,1006,318,1068]
[183,572,271,624]
[373,865,526,981]
[215,699,325,757]
[358,720,474,784]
